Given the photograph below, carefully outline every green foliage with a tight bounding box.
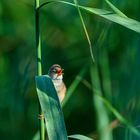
[62,65,88,107]
[35,75,94,140]
[40,0,140,33]
[68,134,93,140]
[97,95,140,137]
[105,0,127,18]
[0,0,140,140]
[73,0,95,63]
[90,64,112,140]
[35,75,68,140]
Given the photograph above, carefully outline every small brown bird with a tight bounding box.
[48,64,66,103]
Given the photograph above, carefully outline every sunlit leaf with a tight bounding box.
[68,134,93,140]
[105,0,127,18]
[39,1,140,33]
[35,75,68,140]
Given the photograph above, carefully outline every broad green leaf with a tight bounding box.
[68,134,93,140]
[35,75,68,140]
[39,1,140,33]
[80,6,140,33]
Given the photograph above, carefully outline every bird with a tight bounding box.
[48,64,66,103]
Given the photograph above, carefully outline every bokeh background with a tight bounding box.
[0,0,140,140]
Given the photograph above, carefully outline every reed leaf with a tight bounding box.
[39,1,140,33]
[90,64,112,140]
[35,75,68,140]
[105,0,127,18]
[68,134,93,140]
[73,0,95,63]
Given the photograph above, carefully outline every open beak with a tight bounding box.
[57,69,64,76]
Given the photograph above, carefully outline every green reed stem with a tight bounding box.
[35,0,45,140]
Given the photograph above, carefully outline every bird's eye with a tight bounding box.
[52,69,56,73]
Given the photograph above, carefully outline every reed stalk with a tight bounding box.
[35,0,45,140]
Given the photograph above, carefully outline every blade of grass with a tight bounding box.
[32,131,40,140]
[39,1,140,33]
[93,25,112,101]
[68,134,93,140]
[35,75,68,140]
[90,64,112,140]
[105,0,127,18]
[62,65,88,108]
[125,128,129,140]
[73,0,95,63]
[99,46,112,101]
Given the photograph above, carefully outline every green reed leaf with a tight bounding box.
[90,64,112,140]
[105,0,127,18]
[73,0,95,63]
[35,75,68,140]
[39,1,140,33]
[68,134,93,140]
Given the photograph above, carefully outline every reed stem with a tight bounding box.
[35,0,45,140]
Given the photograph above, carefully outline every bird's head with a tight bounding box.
[48,64,64,80]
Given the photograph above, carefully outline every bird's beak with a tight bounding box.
[62,69,64,75]
[57,69,64,76]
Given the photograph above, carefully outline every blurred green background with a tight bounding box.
[0,0,140,140]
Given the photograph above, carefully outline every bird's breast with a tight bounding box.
[52,79,66,102]
[52,79,63,92]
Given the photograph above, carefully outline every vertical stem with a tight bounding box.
[35,0,45,140]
